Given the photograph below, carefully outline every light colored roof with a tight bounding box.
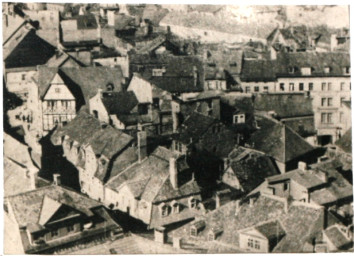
[38,196,62,226]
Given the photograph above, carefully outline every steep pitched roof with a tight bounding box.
[4,29,56,69]
[241,59,278,82]
[101,91,139,115]
[247,116,314,163]
[176,112,217,144]
[36,66,124,100]
[51,111,101,146]
[228,147,279,193]
[7,184,101,228]
[335,128,352,154]
[106,146,200,204]
[254,93,313,118]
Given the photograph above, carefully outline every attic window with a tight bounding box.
[288,67,296,74]
[106,83,114,91]
[343,66,350,74]
[152,68,166,77]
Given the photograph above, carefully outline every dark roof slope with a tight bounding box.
[5,29,56,69]
[241,59,278,82]
[228,147,279,193]
[101,91,139,115]
[254,93,313,118]
[247,116,314,163]
[335,128,352,153]
[36,66,124,100]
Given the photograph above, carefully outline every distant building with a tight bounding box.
[5,177,122,254]
[253,160,353,216]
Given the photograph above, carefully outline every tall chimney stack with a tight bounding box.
[169,157,178,190]
[137,131,147,162]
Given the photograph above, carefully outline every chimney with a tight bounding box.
[215,193,221,208]
[298,161,307,171]
[137,131,147,162]
[53,174,61,186]
[249,197,255,207]
[169,157,178,190]
[235,200,241,215]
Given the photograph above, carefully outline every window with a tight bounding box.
[289,83,295,91]
[191,227,197,237]
[47,100,56,110]
[172,202,179,213]
[152,68,166,76]
[161,204,170,217]
[280,83,285,91]
[263,86,269,92]
[67,225,74,232]
[328,113,333,123]
[254,86,259,92]
[245,86,250,93]
[234,115,238,124]
[51,229,58,237]
[343,67,350,74]
[321,98,326,107]
[341,82,345,91]
[328,83,332,91]
[321,113,327,123]
[248,238,254,248]
[106,83,114,91]
[340,112,344,123]
[322,83,326,91]
[288,67,295,74]
[324,67,331,74]
[21,74,26,80]
[189,198,198,209]
[284,182,289,191]
[341,97,346,107]
[255,240,260,250]
[55,88,60,93]
[328,98,333,106]
[299,83,304,91]
[61,100,70,109]
[309,83,313,91]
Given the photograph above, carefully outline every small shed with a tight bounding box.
[190,220,205,237]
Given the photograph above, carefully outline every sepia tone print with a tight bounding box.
[3,2,353,254]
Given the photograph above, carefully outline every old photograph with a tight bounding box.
[2,2,353,254]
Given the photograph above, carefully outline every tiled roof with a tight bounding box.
[247,116,314,163]
[335,128,352,154]
[88,126,133,160]
[106,146,200,204]
[4,29,56,69]
[36,66,124,100]
[7,184,101,228]
[228,147,279,193]
[101,91,139,115]
[51,111,101,146]
[254,93,313,118]
[308,160,353,205]
[130,54,204,93]
[176,112,217,144]
[324,225,353,250]
[173,194,325,253]
[254,220,286,240]
[241,59,278,82]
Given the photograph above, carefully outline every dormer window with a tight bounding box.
[301,67,311,75]
[159,203,171,217]
[152,68,166,77]
[189,197,198,209]
[343,66,350,75]
[233,114,245,124]
[171,200,179,214]
[106,83,114,91]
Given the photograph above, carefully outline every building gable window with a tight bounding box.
[255,240,260,249]
[248,238,254,248]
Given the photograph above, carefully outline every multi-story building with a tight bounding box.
[240,52,351,145]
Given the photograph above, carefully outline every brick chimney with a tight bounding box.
[169,157,178,190]
[298,161,307,171]
[137,131,147,162]
[53,174,61,186]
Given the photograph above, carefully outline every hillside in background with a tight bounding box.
[159,5,349,41]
